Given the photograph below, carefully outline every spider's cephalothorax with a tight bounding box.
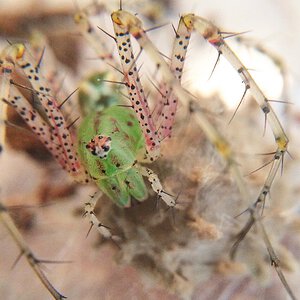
[85,135,112,159]
[78,105,148,207]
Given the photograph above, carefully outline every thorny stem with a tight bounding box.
[0,202,66,300]
[254,209,297,300]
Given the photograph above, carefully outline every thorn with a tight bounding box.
[66,116,80,130]
[10,79,53,107]
[220,30,252,39]
[280,152,285,176]
[257,216,298,300]
[159,132,170,143]
[208,50,221,80]
[286,150,293,160]
[118,91,130,100]
[171,23,178,36]
[99,223,111,231]
[106,62,124,76]
[97,26,116,42]
[1,98,11,106]
[260,110,267,137]
[219,31,239,35]
[58,88,79,109]
[10,79,36,94]
[101,79,126,86]
[86,222,94,238]
[145,22,170,33]
[11,251,24,269]
[256,151,277,156]
[36,46,46,71]
[267,99,293,105]
[148,77,165,98]
[158,51,171,61]
[245,158,274,177]
[228,85,249,124]
[4,120,35,136]
[137,61,144,74]
[116,104,133,109]
[127,48,143,75]
[162,190,175,198]
[234,207,249,219]
[150,100,159,118]
[261,193,267,215]
[35,258,73,265]
[230,216,255,259]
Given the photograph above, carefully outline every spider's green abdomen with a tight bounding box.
[78,105,148,206]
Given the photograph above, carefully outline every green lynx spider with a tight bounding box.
[0,17,180,300]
